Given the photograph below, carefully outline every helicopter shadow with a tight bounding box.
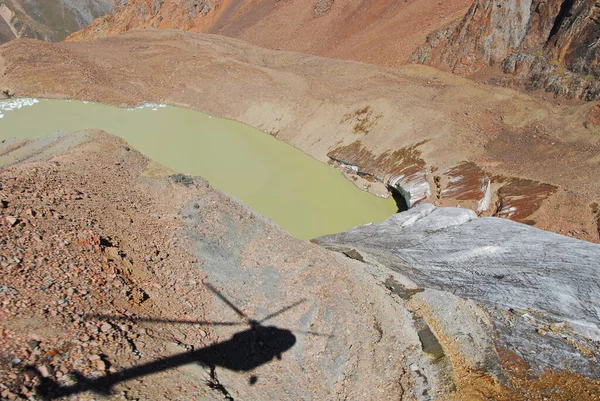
[34,283,331,400]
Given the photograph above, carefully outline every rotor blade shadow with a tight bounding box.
[35,323,297,400]
[258,299,306,324]
[205,283,250,322]
[296,330,334,338]
[84,314,245,327]
[34,284,322,399]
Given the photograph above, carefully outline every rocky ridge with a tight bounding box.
[412,0,600,100]
[0,131,421,400]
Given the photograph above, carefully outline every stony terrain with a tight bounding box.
[0,0,112,44]
[2,130,599,400]
[67,0,472,68]
[0,131,417,400]
[1,30,599,243]
[1,131,212,399]
[412,0,600,100]
[0,2,598,400]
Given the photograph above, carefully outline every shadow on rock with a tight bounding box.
[34,283,329,399]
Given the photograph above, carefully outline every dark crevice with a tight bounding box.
[547,0,576,43]
[207,366,234,400]
[328,155,410,213]
[388,185,410,212]
[417,326,445,361]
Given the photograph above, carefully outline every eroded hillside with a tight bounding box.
[1,131,599,400]
[67,0,472,67]
[0,131,412,400]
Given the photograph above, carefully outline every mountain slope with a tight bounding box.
[0,130,412,399]
[0,9,16,43]
[2,130,599,400]
[68,0,472,67]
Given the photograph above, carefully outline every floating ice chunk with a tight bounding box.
[0,98,39,119]
[0,98,39,111]
[128,102,167,111]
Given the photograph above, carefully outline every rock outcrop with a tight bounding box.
[0,0,112,44]
[412,0,600,100]
[316,203,600,398]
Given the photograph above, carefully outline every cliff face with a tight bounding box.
[68,0,472,67]
[412,0,600,100]
[0,0,113,44]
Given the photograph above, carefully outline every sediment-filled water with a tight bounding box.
[0,99,397,239]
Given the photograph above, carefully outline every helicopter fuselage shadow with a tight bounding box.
[36,325,296,399]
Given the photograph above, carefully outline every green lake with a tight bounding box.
[0,99,397,239]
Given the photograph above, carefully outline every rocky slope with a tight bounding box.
[2,130,600,400]
[67,0,472,67]
[0,0,112,44]
[0,131,414,400]
[412,0,600,100]
[1,31,599,243]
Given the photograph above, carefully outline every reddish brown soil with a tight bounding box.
[68,0,472,68]
[0,131,417,400]
[0,132,213,399]
[1,132,599,400]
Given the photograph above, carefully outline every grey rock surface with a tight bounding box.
[176,190,427,400]
[316,203,600,378]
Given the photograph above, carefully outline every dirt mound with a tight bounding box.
[67,0,472,67]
